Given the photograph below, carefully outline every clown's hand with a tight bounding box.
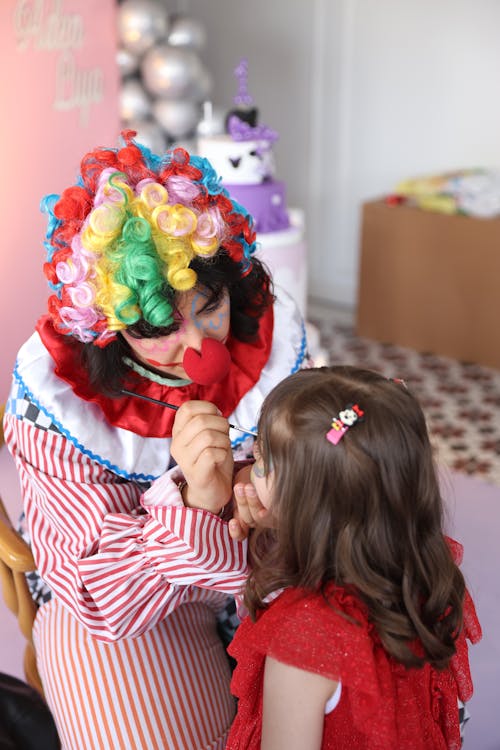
[171,400,233,514]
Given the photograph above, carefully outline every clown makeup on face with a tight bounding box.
[122,287,231,378]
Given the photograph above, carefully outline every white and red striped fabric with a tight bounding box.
[4,413,249,749]
[2,287,307,748]
[35,596,235,749]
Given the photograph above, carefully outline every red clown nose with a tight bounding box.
[182,338,232,385]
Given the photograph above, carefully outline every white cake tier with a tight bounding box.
[255,208,308,318]
[197,134,275,185]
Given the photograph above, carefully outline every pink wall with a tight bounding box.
[0,0,120,400]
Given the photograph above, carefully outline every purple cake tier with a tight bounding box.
[224,180,290,233]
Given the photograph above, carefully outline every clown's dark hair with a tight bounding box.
[81,252,273,395]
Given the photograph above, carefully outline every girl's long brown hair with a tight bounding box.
[245,366,465,670]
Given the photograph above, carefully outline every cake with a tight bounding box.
[196,59,308,316]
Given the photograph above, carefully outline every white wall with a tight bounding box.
[187,0,500,308]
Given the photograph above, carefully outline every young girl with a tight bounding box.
[168,365,481,749]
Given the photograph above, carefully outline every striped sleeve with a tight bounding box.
[4,413,247,642]
[140,470,249,590]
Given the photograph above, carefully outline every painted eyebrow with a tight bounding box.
[194,290,226,315]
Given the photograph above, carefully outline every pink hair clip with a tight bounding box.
[326,403,364,445]
[392,378,408,389]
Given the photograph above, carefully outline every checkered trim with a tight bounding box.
[216,596,240,649]
[7,380,61,434]
[18,512,53,606]
[8,381,60,605]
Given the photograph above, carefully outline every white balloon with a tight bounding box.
[118,0,169,57]
[153,98,201,139]
[120,78,151,122]
[168,16,207,50]
[127,119,168,155]
[141,45,204,99]
[117,47,139,78]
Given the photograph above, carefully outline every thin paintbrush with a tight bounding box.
[121,388,258,437]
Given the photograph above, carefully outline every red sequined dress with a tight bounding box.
[227,548,481,750]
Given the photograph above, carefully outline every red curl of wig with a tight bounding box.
[159,147,203,183]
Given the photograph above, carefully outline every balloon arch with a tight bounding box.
[117,0,213,152]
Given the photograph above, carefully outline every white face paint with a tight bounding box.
[122,288,230,378]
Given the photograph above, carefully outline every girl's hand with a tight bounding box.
[228,474,272,541]
[171,400,234,514]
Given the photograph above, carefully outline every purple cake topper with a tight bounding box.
[227,115,278,145]
[234,58,253,106]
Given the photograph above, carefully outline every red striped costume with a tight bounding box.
[4,290,306,750]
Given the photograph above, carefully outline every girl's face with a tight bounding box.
[249,442,275,510]
[122,287,230,379]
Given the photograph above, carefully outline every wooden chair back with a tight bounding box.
[0,403,43,695]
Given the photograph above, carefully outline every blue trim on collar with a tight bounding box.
[9,364,160,483]
[9,318,308,466]
[292,320,308,374]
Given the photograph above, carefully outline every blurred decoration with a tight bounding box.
[153,98,200,139]
[386,168,500,218]
[125,118,168,153]
[141,45,205,99]
[116,0,212,149]
[167,16,207,50]
[196,100,225,138]
[118,0,169,56]
[120,77,151,122]
[117,47,139,78]
[190,65,213,101]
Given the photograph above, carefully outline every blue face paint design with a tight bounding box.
[252,443,274,478]
[190,291,229,333]
[251,462,266,478]
[205,314,226,331]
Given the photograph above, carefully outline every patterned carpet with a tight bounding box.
[308,309,500,487]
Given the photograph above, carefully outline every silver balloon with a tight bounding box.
[167,16,207,50]
[117,47,139,78]
[153,98,201,139]
[118,0,169,57]
[120,78,152,122]
[127,119,168,155]
[141,45,204,99]
[189,64,213,101]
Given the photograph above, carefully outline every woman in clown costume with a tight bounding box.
[3,131,306,750]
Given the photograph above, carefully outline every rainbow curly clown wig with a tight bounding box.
[42,130,257,347]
